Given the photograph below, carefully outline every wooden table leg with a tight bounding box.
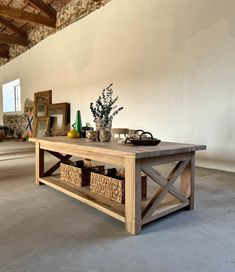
[125,158,142,235]
[35,142,44,185]
[181,152,195,209]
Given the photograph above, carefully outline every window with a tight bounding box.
[2,79,21,113]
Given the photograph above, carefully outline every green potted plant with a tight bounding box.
[90,83,123,141]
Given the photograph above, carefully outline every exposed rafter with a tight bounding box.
[28,0,56,19]
[0,4,56,28]
[0,49,9,58]
[0,16,28,38]
[0,43,10,51]
[0,33,28,46]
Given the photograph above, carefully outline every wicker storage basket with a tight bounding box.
[90,169,147,204]
[61,160,105,187]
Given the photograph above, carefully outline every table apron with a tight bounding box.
[40,142,127,167]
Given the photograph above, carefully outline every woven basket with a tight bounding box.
[90,170,147,204]
[61,160,105,187]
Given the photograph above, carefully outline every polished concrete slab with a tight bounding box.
[0,143,235,272]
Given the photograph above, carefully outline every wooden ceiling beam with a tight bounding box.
[0,16,27,38]
[0,49,9,58]
[0,4,56,28]
[0,33,28,46]
[0,43,10,51]
[27,0,56,19]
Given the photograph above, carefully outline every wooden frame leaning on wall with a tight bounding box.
[32,116,51,138]
[34,90,52,119]
[47,102,70,136]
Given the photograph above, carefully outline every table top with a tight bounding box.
[30,137,206,159]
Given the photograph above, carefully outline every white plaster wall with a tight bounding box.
[0,0,235,172]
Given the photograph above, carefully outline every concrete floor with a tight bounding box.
[0,142,235,272]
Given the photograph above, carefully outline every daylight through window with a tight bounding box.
[2,79,21,113]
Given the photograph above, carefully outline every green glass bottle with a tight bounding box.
[72,110,82,134]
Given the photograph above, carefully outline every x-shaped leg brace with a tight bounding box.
[43,150,73,177]
[142,159,190,219]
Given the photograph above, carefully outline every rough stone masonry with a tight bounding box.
[0,0,112,67]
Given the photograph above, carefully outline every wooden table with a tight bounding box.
[31,137,206,235]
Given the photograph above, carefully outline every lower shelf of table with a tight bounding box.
[38,175,189,225]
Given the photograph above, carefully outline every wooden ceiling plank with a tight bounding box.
[28,0,56,19]
[0,16,27,37]
[0,48,9,58]
[0,4,56,28]
[0,33,28,46]
[0,43,10,51]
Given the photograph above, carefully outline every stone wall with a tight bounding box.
[0,0,112,67]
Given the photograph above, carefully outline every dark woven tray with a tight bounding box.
[132,138,161,146]
[126,131,161,146]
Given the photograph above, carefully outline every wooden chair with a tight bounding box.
[111,128,129,139]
